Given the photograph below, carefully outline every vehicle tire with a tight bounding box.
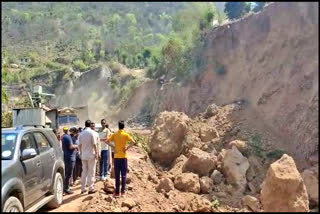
[47,172,63,209]
[3,196,24,212]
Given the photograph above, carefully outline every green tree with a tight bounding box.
[2,87,8,103]
[224,2,250,20]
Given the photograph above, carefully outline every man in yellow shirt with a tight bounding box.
[105,120,136,198]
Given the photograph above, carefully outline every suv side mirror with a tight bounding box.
[21,148,37,161]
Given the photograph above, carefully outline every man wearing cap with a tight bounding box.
[61,127,78,194]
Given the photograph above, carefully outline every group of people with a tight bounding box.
[59,119,136,198]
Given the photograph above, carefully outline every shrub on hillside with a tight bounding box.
[72,59,88,72]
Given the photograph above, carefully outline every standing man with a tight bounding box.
[79,120,100,194]
[98,119,110,181]
[90,122,101,179]
[105,120,136,198]
[70,127,82,186]
[61,127,78,195]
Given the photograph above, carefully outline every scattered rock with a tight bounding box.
[222,146,249,192]
[148,174,159,184]
[242,195,260,212]
[247,182,256,194]
[121,207,129,212]
[302,169,319,206]
[183,148,217,176]
[190,196,212,212]
[149,111,190,166]
[169,154,188,177]
[228,140,247,153]
[210,170,225,185]
[199,126,219,142]
[127,184,133,190]
[203,103,219,119]
[122,198,136,209]
[126,174,132,184]
[260,154,309,212]
[104,195,114,203]
[156,178,175,193]
[199,176,213,194]
[174,173,200,194]
[113,208,122,212]
[104,179,115,193]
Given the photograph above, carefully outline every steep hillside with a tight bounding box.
[119,2,318,168]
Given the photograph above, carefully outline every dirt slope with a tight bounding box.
[120,2,318,167]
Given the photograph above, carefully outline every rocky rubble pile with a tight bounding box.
[146,103,317,212]
[82,102,317,212]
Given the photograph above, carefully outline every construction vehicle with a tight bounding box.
[12,85,88,130]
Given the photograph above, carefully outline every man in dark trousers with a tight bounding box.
[105,120,136,198]
[61,127,78,194]
[70,127,82,186]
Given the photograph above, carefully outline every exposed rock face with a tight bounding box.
[174,173,200,194]
[183,148,217,176]
[221,146,249,192]
[199,176,213,194]
[260,154,309,212]
[156,178,175,193]
[302,169,319,206]
[149,111,190,166]
[242,195,261,212]
[211,170,225,185]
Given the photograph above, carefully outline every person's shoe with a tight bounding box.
[113,193,120,198]
[121,191,126,197]
[64,189,73,195]
[88,189,97,194]
[81,190,88,194]
[102,176,107,181]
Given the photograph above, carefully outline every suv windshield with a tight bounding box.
[1,133,17,160]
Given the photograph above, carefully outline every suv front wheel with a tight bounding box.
[3,196,24,212]
[47,172,63,209]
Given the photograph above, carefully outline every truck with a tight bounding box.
[12,106,88,130]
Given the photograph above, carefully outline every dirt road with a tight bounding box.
[38,148,146,212]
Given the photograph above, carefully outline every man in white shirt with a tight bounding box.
[79,120,100,194]
[97,119,111,181]
[90,122,101,179]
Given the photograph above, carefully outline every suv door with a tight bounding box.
[33,132,56,194]
[19,133,43,207]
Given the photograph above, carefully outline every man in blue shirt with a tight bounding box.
[61,127,78,194]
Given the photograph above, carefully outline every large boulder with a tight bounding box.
[183,148,217,176]
[149,111,190,166]
[199,126,219,142]
[302,169,319,206]
[156,178,175,193]
[260,154,309,212]
[200,176,213,194]
[174,173,200,194]
[221,146,249,192]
